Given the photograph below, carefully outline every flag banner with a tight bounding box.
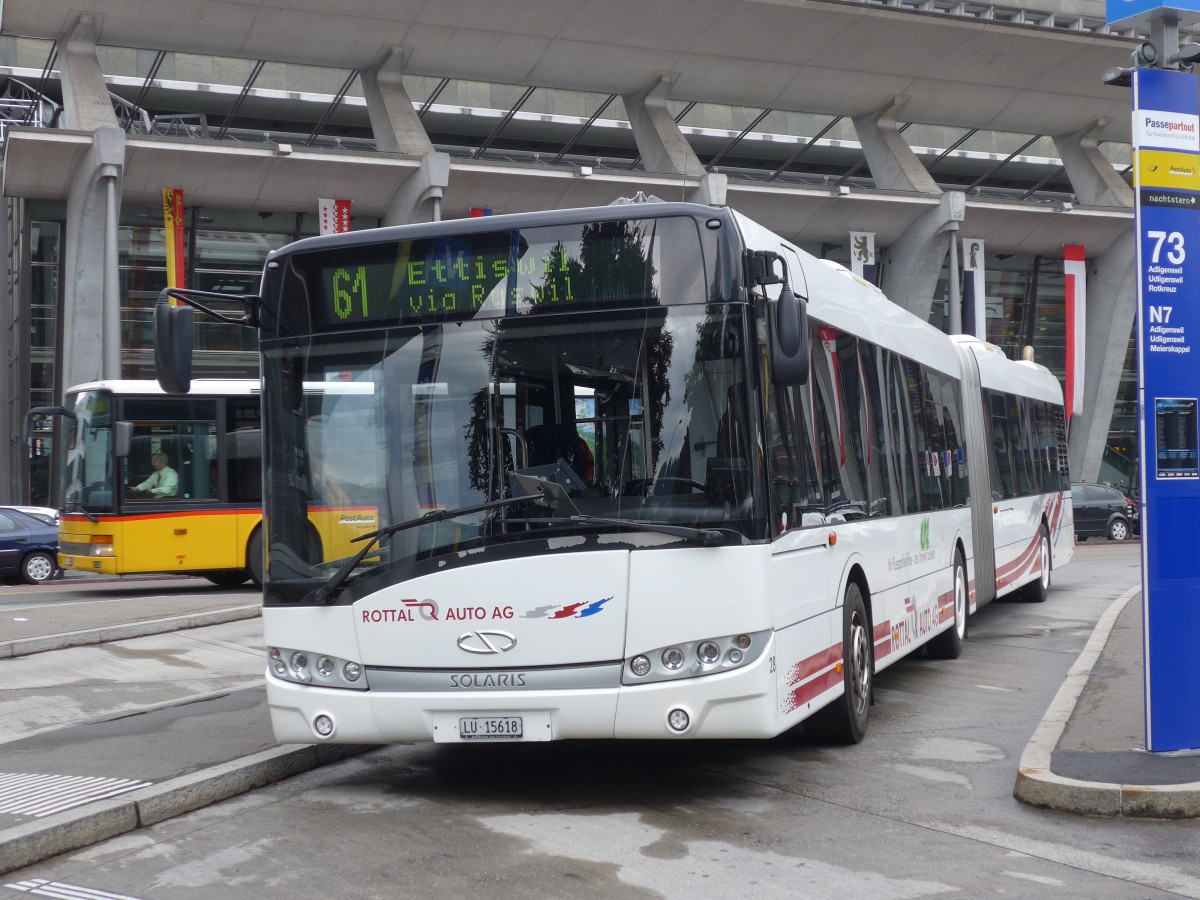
[162,189,186,291]
[319,198,352,235]
[1063,244,1087,419]
[849,231,875,281]
[962,238,986,341]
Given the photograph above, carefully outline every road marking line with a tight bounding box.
[0,774,152,818]
[4,879,143,900]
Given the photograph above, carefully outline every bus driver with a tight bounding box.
[129,451,178,499]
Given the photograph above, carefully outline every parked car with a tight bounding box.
[1070,482,1135,542]
[0,506,59,583]
[8,505,58,525]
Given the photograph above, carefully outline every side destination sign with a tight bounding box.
[1132,67,1200,753]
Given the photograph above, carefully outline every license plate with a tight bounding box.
[459,716,523,740]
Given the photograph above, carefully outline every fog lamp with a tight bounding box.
[314,715,334,737]
[667,708,690,732]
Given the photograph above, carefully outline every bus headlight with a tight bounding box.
[623,630,770,685]
[267,647,369,691]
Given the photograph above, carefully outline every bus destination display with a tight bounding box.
[301,219,674,328]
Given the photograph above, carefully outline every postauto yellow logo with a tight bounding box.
[1136,149,1200,191]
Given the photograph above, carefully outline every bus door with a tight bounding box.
[985,392,1029,594]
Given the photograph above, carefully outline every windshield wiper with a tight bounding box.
[61,500,98,523]
[312,493,553,605]
[527,515,727,546]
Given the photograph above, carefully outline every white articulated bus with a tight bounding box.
[154,201,1072,746]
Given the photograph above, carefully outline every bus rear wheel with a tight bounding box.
[807,582,872,744]
[1022,527,1051,603]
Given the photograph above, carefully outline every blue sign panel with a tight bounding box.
[1108,0,1200,27]
[1133,67,1200,752]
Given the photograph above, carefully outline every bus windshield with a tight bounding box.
[63,390,116,514]
[262,303,765,601]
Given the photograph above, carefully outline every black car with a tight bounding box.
[1070,483,1135,542]
[0,506,59,584]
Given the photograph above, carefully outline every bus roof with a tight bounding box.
[267,201,732,262]
[952,337,1064,403]
[729,210,962,378]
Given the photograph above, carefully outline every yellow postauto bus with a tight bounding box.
[51,379,376,587]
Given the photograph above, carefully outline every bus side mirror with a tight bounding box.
[768,284,809,385]
[114,421,133,458]
[154,297,193,394]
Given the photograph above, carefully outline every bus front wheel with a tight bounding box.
[247,528,265,589]
[926,552,967,660]
[807,582,872,744]
[204,570,249,588]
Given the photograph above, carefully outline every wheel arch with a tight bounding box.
[840,559,874,657]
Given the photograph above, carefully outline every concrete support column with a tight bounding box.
[0,200,18,504]
[362,47,436,157]
[622,75,704,177]
[1053,120,1135,208]
[1068,231,1137,482]
[382,151,451,226]
[687,173,727,207]
[59,16,118,131]
[880,192,966,320]
[851,97,942,195]
[57,14,126,392]
[60,128,126,390]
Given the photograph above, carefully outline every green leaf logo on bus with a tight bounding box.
[919,517,931,552]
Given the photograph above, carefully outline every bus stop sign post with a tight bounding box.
[1129,63,1200,753]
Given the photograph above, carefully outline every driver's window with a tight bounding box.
[124,423,216,501]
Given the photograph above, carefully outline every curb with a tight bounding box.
[0,605,262,659]
[0,743,373,876]
[1013,586,1200,818]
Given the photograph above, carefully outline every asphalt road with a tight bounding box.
[7,542,1199,899]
